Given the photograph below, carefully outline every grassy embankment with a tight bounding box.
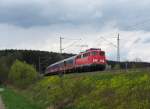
[1,69,150,109]
[0,85,43,109]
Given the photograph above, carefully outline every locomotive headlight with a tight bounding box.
[99,59,104,63]
[93,59,98,62]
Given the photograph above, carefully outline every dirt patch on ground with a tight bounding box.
[0,96,5,109]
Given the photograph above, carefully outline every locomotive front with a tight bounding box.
[75,48,106,71]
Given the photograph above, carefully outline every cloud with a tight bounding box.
[0,0,103,27]
[0,0,150,61]
[0,0,150,30]
[143,38,150,43]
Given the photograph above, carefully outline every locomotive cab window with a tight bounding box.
[83,53,90,58]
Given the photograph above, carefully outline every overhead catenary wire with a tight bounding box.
[95,17,150,62]
[96,35,120,62]
[124,17,150,30]
[59,36,82,53]
[62,39,82,51]
[100,36,117,47]
[57,18,150,62]
[119,18,150,61]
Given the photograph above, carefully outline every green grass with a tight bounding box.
[1,69,150,109]
[31,69,150,109]
[0,86,42,109]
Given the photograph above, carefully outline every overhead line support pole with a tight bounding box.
[60,36,63,54]
[117,33,120,62]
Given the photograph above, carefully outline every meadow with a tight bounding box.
[1,69,150,109]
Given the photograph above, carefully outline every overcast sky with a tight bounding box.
[0,0,150,61]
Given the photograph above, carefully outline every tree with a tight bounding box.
[9,60,38,88]
[0,56,15,83]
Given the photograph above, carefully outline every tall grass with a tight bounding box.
[1,87,42,109]
[26,70,150,109]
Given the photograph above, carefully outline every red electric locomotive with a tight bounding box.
[45,48,106,75]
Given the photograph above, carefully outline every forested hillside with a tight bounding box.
[0,49,150,74]
[0,49,74,73]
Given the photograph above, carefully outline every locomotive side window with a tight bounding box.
[92,51,97,56]
[83,52,90,58]
[100,51,105,56]
[83,54,86,58]
[87,52,90,56]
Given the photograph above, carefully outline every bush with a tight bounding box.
[31,76,94,109]
[9,60,38,88]
[30,72,150,109]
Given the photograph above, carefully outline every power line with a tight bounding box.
[125,18,150,30]
[97,35,120,62]
[61,37,82,41]
[92,18,150,62]
[59,36,82,53]
[100,36,117,47]
[62,40,79,51]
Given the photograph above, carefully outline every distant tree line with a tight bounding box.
[107,60,150,70]
[0,49,150,73]
[0,49,74,73]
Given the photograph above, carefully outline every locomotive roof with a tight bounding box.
[86,48,101,51]
[80,48,102,54]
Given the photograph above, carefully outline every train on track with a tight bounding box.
[45,48,106,75]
